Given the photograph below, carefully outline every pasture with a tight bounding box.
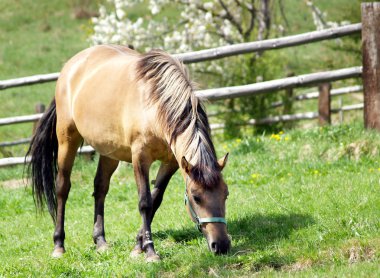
[1,123,379,276]
[0,0,379,276]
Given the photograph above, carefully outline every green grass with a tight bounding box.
[0,0,98,156]
[0,1,378,276]
[0,124,379,276]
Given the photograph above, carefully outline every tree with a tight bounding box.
[91,0,356,136]
[91,1,291,136]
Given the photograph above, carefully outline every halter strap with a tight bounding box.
[184,176,227,232]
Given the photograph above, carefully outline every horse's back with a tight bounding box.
[55,45,156,161]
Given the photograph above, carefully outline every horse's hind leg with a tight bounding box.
[131,161,178,258]
[52,128,82,258]
[92,155,119,251]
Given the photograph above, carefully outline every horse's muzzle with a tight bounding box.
[209,238,231,254]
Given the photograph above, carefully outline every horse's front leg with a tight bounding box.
[132,152,158,262]
[131,161,178,258]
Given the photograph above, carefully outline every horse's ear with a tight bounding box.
[218,153,229,171]
[181,156,193,174]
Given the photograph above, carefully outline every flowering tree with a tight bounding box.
[91,0,290,135]
[91,1,357,135]
[91,0,278,53]
[91,1,287,81]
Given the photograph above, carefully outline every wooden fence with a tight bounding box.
[1,2,379,167]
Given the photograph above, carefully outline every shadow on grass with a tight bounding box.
[228,213,315,250]
[156,213,313,246]
[154,213,314,269]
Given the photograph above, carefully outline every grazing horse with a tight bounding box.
[27,45,230,262]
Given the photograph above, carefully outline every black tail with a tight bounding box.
[26,99,58,222]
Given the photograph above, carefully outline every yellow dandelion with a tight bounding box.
[279,131,284,135]
[284,136,290,141]
[251,173,260,179]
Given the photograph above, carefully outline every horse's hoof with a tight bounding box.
[145,253,160,263]
[96,243,109,253]
[130,247,143,258]
[52,247,65,258]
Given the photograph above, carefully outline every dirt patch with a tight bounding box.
[283,259,312,272]
[348,245,376,264]
[0,179,28,189]
[323,140,379,162]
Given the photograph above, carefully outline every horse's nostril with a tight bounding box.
[211,242,218,252]
[209,239,230,255]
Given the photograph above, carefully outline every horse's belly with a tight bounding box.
[81,126,132,162]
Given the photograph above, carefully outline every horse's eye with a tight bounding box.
[193,195,201,204]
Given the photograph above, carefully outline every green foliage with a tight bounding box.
[1,124,379,276]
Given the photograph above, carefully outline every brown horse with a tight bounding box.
[27,45,230,262]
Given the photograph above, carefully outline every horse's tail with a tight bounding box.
[26,99,58,221]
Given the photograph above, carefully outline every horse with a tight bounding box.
[26,45,230,262]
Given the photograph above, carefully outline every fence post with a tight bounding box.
[362,3,380,130]
[283,72,294,115]
[318,83,331,125]
[33,103,45,134]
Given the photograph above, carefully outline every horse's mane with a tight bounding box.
[137,50,221,188]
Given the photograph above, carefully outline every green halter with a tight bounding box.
[184,176,227,232]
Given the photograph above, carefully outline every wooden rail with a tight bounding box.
[0,138,31,147]
[0,67,363,127]
[175,23,362,63]
[210,103,364,130]
[0,24,361,91]
[0,73,59,90]
[0,113,43,126]
[271,85,363,108]
[0,146,95,167]
[0,101,364,167]
[196,67,362,100]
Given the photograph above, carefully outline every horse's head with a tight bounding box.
[181,153,230,254]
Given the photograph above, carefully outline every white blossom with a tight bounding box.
[90,0,278,84]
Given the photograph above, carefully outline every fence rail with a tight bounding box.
[211,102,364,130]
[175,23,362,63]
[196,67,362,100]
[271,85,363,107]
[0,138,31,147]
[0,24,362,91]
[0,73,59,90]
[0,113,43,126]
[0,67,363,128]
[0,146,95,167]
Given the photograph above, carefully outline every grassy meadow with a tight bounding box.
[0,0,379,277]
[1,123,380,276]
